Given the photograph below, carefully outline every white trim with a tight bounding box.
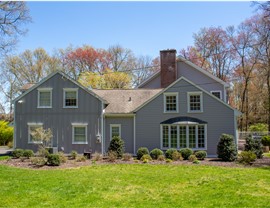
[37,88,52,108]
[63,88,78,108]
[110,124,121,140]
[234,111,238,150]
[104,114,135,117]
[101,101,104,155]
[163,92,179,113]
[210,90,222,100]
[72,123,88,144]
[13,103,16,149]
[133,115,136,155]
[13,71,108,104]
[187,91,203,113]
[28,123,43,144]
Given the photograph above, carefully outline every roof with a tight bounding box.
[13,71,108,104]
[93,89,162,114]
[20,83,35,91]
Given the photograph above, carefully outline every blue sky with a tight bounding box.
[17,1,256,58]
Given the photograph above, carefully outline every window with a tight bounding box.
[64,88,78,108]
[164,93,178,113]
[72,124,87,144]
[161,125,206,150]
[38,88,52,108]
[211,91,222,99]
[28,123,43,143]
[188,92,203,113]
[110,124,121,140]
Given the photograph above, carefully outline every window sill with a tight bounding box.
[63,106,78,109]
[37,106,52,109]
[187,111,203,114]
[163,111,179,114]
[72,142,88,145]
[28,142,43,144]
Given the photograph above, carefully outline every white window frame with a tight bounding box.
[210,90,222,99]
[28,123,43,144]
[72,123,88,144]
[187,92,203,113]
[63,88,78,108]
[37,88,52,108]
[110,124,121,140]
[163,92,179,113]
[160,124,207,151]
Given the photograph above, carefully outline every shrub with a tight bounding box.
[58,152,67,163]
[193,160,201,164]
[179,148,193,160]
[30,157,47,167]
[47,154,60,166]
[108,151,117,162]
[137,147,149,160]
[140,154,152,161]
[122,153,133,161]
[172,151,183,161]
[108,136,125,158]
[166,158,172,163]
[248,123,268,132]
[188,155,197,162]
[37,147,49,158]
[165,148,178,160]
[70,150,78,160]
[195,151,207,160]
[238,151,256,165]
[76,155,86,162]
[92,152,102,161]
[0,120,13,146]
[245,136,263,159]
[23,149,34,159]
[12,149,24,158]
[261,136,270,146]
[150,148,164,160]
[142,159,149,163]
[217,134,237,161]
[157,155,165,161]
[7,141,13,149]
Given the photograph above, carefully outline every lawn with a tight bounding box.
[0,164,269,208]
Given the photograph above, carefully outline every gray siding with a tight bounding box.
[135,79,235,156]
[139,74,161,89]
[15,73,103,153]
[104,117,134,154]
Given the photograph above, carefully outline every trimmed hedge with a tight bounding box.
[195,151,207,160]
[137,147,149,160]
[150,148,163,160]
[179,148,193,160]
[165,148,178,160]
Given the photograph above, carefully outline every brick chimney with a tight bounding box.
[160,49,177,88]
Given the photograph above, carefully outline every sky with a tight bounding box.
[16,1,256,58]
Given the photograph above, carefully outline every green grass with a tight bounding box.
[0,156,10,160]
[0,164,269,207]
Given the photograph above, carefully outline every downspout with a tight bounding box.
[13,102,16,149]
[101,101,104,155]
[133,113,136,155]
[234,110,238,151]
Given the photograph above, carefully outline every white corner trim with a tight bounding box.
[163,92,179,113]
[133,115,136,155]
[110,124,121,140]
[187,91,203,113]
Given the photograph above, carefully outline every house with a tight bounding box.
[13,49,240,157]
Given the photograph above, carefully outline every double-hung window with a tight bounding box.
[38,88,52,108]
[110,124,121,140]
[72,124,88,144]
[188,92,203,113]
[211,91,222,99]
[161,125,207,150]
[64,88,78,108]
[28,123,43,143]
[164,93,178,113]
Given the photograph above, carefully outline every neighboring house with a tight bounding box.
[13,49,240,157]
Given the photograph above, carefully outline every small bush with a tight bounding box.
[37,147,49,158]
[0,120,13,146]
[92,152,102,161]
[140,154,152,161]
[172,151,183,161]
[217,134,237,161]
[108,136,125,158]
[261,136,270,146]
[23,149,34,159]
[30,157,47,167]
[166,159,172,163]
[245,136,263,159]
[122,153,133,161]
[195,151,207,160]
[70,150,78,160]
[12,149,24,158]
[7,141,13,149]
[179,148,193,160]
[248,123,268,132]
[238,151,256,165]
[47,154,60,166]
[58,152,67,163]
[188,155,197,162]
[133,159,139,163]
[137,147,149,160]
[150,148,164,160]
[165,148,178,160]
[108,151,118,162]
[157,155,165,161]
[76,155,87,162]
[193,160,201,164]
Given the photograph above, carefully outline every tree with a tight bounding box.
[30,127,53,148]
[0,2,31,55]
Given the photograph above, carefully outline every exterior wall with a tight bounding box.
[135,79,235,156]
[139,74,161,89]
[15,73,103,153]
[104,116,134,154]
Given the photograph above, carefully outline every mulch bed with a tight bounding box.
[1,156,270,170]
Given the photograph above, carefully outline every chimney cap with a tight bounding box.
[160,49,177,53]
